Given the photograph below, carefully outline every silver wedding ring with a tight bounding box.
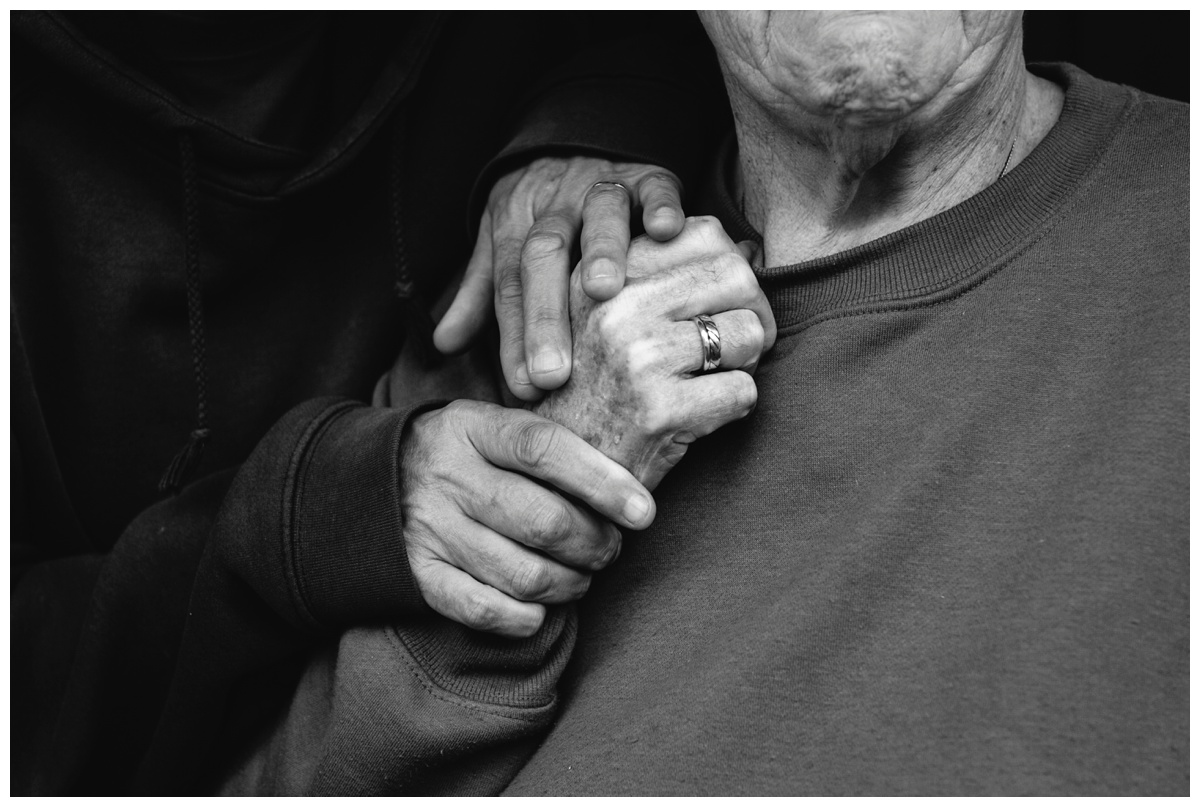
[591,180,629,194]
[694,314,721,373]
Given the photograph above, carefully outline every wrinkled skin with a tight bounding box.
[401,216,775,637]
[401,400,653,637]
[433,156,687,400]
[536,216,776,490]
[698,11,1019,132]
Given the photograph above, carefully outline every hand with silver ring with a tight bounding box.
[535,216,777,490]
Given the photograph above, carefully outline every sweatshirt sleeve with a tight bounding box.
[11,395,437,794]
[216,607,577,795]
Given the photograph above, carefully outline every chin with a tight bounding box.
[762,12,964,128]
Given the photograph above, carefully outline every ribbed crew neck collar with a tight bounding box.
[708,65,1134,333]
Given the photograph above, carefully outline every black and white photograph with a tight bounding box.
[10,9,1189,796]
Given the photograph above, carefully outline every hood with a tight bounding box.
[12,11,445,199]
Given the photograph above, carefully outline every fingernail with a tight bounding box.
[530,350,564,376]
[514,365,532,386]
[588,259,616,281]
[623,493,651,526]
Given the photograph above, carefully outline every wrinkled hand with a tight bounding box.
[401,400,656,638]
[432,156,686,401]
[536,217,777,490]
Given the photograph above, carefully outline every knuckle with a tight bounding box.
[743,314,766,355]
[521,229,567,267]
[512,419,560,469]
[407,552,440,590]
[643,170,681,190]
[719,257,759,301]
[688,215,729,246]
[713,250,748,278]
[624,337,660,376]
[495,270,524,308]
[595,305,628,343]
[526,498,573,547]
[510,559,553,599]
[592,534,623,571]
[641,396,675,435]
[461,591,502,632]
[443,399,486,430]
[735,271,762,302]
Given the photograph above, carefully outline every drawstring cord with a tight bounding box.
[159,116,429,493]
[159,132,211,494]
[388,115,437,367]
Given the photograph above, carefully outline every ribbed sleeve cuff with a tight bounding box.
[394,606,577,710]
[287,400,445,629]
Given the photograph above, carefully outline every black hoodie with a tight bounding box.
[11,11,728,794]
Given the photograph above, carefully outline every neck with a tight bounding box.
[734,50,1062,266]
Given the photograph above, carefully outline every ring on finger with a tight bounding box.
[591,180,630,195]
[693,314,722,373]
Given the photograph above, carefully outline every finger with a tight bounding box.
[674,370,760,439]
[643,249,776,347]
[520,211,576,391]
[437,517,593,605]
[637,172,685,241]
[434,210,495,355]
[734,239,760,265]
[493,228,543,401]
[418,560,547,638]
[466,407,656,530]
[580,181,633,301]
[731,239,775,351]
[669,309,766,375]
[463,469,623,571]
[623,215,738,285]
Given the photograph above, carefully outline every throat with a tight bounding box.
[732,68,1057,268]
[736,130,957,265]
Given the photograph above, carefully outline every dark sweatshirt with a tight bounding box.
[10,11,728,794]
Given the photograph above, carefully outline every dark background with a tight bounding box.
[1024,11,1189,102]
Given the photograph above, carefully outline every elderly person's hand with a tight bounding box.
[432,156,686,402]
[390,217,773,639]
[536,216,777,490]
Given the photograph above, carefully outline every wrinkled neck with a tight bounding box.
[733,44,1057,266]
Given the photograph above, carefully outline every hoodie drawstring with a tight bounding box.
[159,117,430,494]
[388,115,437,367]
[159,132,211,495]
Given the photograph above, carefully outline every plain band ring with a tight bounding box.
[694,314,721,373]
[591,180,629,194]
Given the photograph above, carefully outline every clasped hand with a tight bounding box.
[400,159,775,638]
[535,216,776,490]
[434,156,688,400]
